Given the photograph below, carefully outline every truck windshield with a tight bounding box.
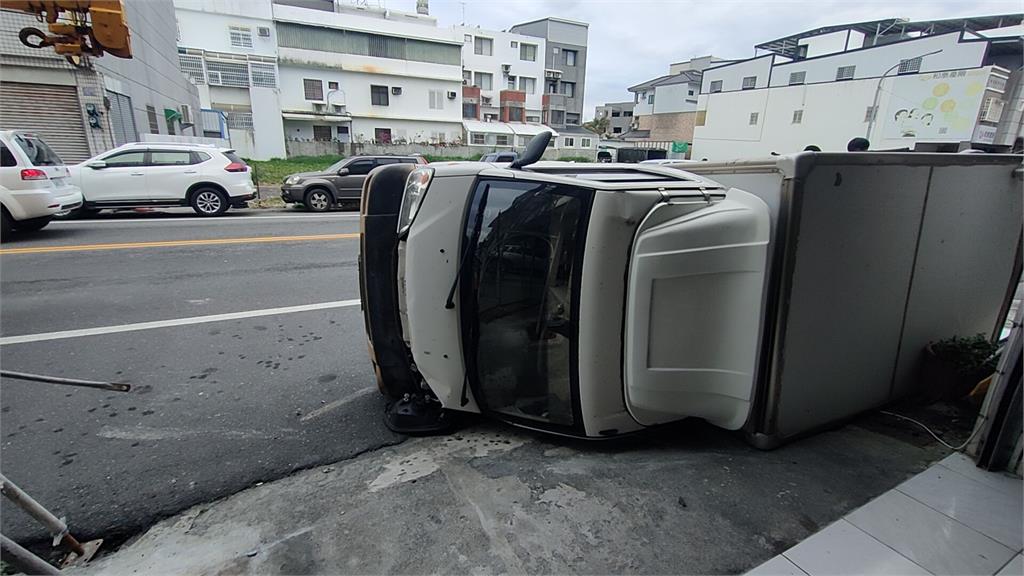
[462,179,589,428]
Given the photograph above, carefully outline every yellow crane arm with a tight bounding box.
[0,0,132,64]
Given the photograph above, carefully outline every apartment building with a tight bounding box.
[1,0,201,162]
[625,56,727,144]
[457,25,545,122]
[692,15,1024,160]
[509,17,588,130]
[594,101,635,137]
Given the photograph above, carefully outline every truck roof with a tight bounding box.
[429,161,724,192]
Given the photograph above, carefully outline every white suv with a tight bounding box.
[69,143,256,216]
[0,130,84,236]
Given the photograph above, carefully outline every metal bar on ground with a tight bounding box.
[0,533,61,576]
[0,473,84,554]
[0,370,131,392]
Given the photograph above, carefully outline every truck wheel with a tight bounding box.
[191,187,229,216]
[13,215,52,232]
[1,208,12,240]
[304,189,332,212]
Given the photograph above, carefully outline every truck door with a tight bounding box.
[624,189,770,430]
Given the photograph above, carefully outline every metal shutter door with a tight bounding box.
[106,90,138,146]
[0,82,91,163]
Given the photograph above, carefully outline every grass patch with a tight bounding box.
[245,155,342,185]
[557,156,593,163]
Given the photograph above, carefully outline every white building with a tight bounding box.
[692,15,1024,160]
[456,25,545,122]
[174,0,285,160]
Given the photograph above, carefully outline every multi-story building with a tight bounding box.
[509,17,588,130]
[625,56,726,144]
[456,25,545,123]
[594,101,635,137]
[1,0,201,162]
[692,15,1024,160]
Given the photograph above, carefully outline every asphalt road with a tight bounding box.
[0,208,403,545]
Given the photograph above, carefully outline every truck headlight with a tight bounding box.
[397,167,434,236]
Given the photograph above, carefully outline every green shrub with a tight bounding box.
[245,155,343,185]
[930,334,1000,376]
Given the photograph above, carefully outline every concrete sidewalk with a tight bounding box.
[73,415,954,575]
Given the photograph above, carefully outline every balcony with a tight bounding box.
[543,93,567,110]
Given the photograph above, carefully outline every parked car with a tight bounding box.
[0,130,83,236]
[481,151,518,163]
[68,143,255,216]
[596,150,613,163]
[281,155,426,212]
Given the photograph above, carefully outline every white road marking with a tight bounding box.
[98,425,296,440]
[50,214,359,225]
[0,300,361,346]
[300,386,377,422]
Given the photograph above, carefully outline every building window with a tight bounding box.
[510,41,518,48]
[474,36,493,56]
[623,111,632,117]
[464,34,472,43]
[549,109,565,125]
[519,76,536,94]
[580,137,591,147]
[146,105,159,133]
[371,85,389,106]
[520,43,537,62]
[561,81,575,98]
[792,109,803,124]
[525,115,540,123]
[206,60,249,87]
[864,105,877,122]
[483,112,498,121]
[741,76,756,90]
[688,89,695,96]
[495,134,510,146]
[566,112,580,125]
[835,65,856,81]
[552,47,559,54]
[229,26,253,49]
[374,128,392,143]
[897,57,922,75]
[611,110,621,117]
[368,34,406,59]
[508,107,524,122]
[471,133,485,145]
[749,112,759,125]
[303,78,324,101]
[463,69,472,83]
[517,135,530,146]
[507,75,517,90]
[250,62,277,88]
[563,137,575,147]
[647,94,654,105]
[337,125,349,136]
[473,72,493,91]
[313,125,332,141]
[564,49,577,66]
[709,80,723,93]
[788,71,806,85]
[613,127,622,133]
[225,111,253,130]
[463,103,478,118]
[277,22,460,66]
[178,53,205,84]
[546,81,557,94]
[328,81,339,90]
[429,89,445,110]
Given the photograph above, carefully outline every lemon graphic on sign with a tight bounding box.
[932,83,950,97]
[940,99,957,113]
[965,82,983,96]
[922,97,938,110]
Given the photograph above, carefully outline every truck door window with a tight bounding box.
[462,179,590,428]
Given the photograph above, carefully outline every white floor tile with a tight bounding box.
[897,465,1023,550]
[745,555,808,576]
[782,519,930,576]
[996,554,1022,576]
[938,453,1023,498]
[847,489,1016,575]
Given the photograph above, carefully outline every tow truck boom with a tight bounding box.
[0,0,132,67]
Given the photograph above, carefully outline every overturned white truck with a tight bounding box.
[359,134,1022,446]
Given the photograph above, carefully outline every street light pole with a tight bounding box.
[865,49,942,142]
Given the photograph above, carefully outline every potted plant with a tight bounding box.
[921,334,1001,402]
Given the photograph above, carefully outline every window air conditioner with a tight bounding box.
[391,86,402,95]
[447,91,457,100]
[257,26,271,37]
[501,63,511,73]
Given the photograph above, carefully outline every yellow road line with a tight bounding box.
[0,233,359,255]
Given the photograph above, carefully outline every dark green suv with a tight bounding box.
[280,154,426,211]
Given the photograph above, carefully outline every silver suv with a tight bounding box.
[280,155,426,212]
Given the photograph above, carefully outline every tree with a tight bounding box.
[583,116,609,136]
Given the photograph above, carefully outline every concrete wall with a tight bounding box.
[648,111,697,142]
[175,4,277,58]
[653,81,700,114]
[701,55,775,93]
[283,139,597,160]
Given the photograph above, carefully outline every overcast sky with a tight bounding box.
[387,0,1020,120]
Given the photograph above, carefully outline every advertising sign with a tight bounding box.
[882,67,989,141]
